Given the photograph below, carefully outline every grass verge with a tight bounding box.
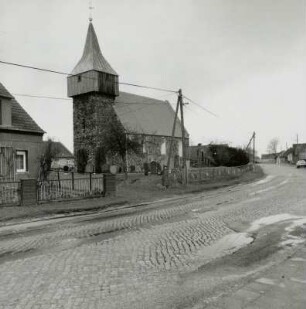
[0,165,264,223]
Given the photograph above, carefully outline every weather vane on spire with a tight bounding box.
[89,0,94,22]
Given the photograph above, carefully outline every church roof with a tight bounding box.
[114,92,189,138]
[71,22,118,76]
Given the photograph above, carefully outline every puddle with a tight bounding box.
[198,214,306,268]
[196,232,254,263]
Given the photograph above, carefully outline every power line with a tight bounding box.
[13,93,72,101]
[12,92,174,105]
[183,94,219,118]
[0,60,177,93]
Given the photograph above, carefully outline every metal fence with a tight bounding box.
[37,175,104,202]
[0,174,105,206]
[0,181,20,206]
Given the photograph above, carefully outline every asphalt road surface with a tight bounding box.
[0,164,305,308]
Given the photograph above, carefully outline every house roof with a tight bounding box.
[71,22,118,76]
[114,92,189,138]
[10,99,44,134]
[0,82,14,99]
[0,83,44,134]
[282,147,293,157]
[43,141,73,158]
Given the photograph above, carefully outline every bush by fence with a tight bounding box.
[188,164,255,183]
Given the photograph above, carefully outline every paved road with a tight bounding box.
[0,165,305,308]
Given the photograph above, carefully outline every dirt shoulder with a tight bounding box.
[0,165,264,224]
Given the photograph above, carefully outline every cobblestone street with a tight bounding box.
[0,164,306,308]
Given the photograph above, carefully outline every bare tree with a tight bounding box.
[101,114,142,179]
[267,138,280,155]
[39,138,60,181]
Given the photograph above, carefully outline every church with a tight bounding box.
[68,21,189,173]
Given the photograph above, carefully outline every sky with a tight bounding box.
[0,0,305,155]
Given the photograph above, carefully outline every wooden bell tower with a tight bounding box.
[67,21,119,170]
[67,22,119,98]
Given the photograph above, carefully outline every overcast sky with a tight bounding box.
[1,0,305,155]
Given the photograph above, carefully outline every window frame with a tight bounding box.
[16,150,28,173]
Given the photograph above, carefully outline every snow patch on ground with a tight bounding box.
[248,214,306,248]
[249,179,289,196]
[251,175,275,186]
[247,214,301,232]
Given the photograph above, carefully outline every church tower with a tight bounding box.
[68,21,119,171]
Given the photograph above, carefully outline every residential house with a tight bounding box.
[0,82,44,180]
[292,143,306,163]
[189,144,215,167]
[67,21,189,173]
[43,141,74,171]
[280,148,294,164]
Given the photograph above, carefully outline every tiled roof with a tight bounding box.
[0,82,14,99]
[0,82,44,134]
[71,22,118,76]
[114,92,189,138]
[11,99,44,134]
[43,141,73,158]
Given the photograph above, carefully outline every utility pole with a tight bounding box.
[164,90,181,187]
[246,131,256,163]
[252,132,256,163]
[297,134,299,145]
[179,89,187,185]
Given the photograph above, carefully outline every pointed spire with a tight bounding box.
[71,22,118,76]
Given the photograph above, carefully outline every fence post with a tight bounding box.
[57,171,61,189]
[71,172,74,190]
[89,172,92,192]
[20,179,37,206]
[103,173,116,196]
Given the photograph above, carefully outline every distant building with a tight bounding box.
[189,144,215,167]
[280,148,294,164]
[292,143,306,163]
[42,141,74,171]
[68,21,189,173]
[261,153,276,163]
[0,82,44,180]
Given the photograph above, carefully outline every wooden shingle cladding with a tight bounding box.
[67,71,119,97]
[68,22,119,98]
[71,22,118,76]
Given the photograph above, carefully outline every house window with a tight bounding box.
[178,140,183,157]
[77,75,82,82]
[16,150,27,173]
[161,139,166,155]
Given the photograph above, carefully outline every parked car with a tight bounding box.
[296,160,306,168]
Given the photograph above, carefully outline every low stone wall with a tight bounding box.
[188,164,255,183]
